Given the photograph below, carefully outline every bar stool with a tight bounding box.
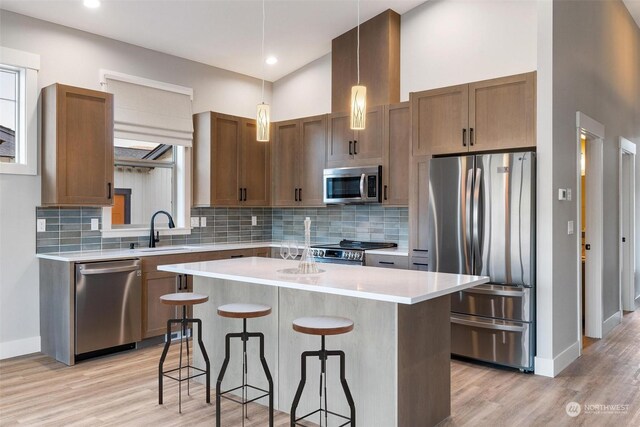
[290,316,356,427]
[216,303,274,427]
[158,292,211,413]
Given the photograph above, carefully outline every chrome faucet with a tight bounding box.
[149,210,175,248]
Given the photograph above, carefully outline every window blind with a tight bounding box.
[104,77,193,147]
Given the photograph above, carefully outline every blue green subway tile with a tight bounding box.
[59,208,81,217]
[59,244,81,252]
[36,231,60,239]
[60,230,81,238]
[37,246,61,254]
[101,243,120,250]
[37,208,60,218]
[80,243,101,251]
[81,236,102,244]
[37,238,62,246]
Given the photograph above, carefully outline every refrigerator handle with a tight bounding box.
[465,169,473,272]
[473,168,483,272]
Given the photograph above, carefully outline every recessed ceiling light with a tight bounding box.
[266,56,278,65]
[83,0,101,9]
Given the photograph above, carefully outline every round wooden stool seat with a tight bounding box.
[292,316,354,336]
[217,303,272,319]
[160,292,209,306]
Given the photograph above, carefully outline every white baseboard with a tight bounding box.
[0,336,40,360]
[534,340,580,378]
[602,311,622,336]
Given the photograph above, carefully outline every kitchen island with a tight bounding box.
[159,257,488,426]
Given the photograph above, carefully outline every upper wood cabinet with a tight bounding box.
[41,84,114,206]
[273,115,327,207]
[193,112,271,207]
[410,72,536,156]
[383,102,410,206]
[327,106,384,168]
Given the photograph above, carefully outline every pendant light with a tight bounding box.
[350,0,366,130]
[257,0,270,142]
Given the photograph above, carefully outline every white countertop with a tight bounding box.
[36,242,276,262]
[158,257,488,305]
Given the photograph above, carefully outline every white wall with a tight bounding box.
[272,54,331,122]
[0,10,272,358]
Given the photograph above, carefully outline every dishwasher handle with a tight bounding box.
[79,265,140,275]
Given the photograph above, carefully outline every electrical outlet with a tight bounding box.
[91,218,99,231]
[558,188,567,200]
[37,218,46,232]
[200,217,206,227]
[252,216,257,226]
[190,217,200,228]
[567,220,574,235]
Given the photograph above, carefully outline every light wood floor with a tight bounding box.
[1,310,639,426]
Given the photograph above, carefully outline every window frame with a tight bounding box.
[0,47,40,176]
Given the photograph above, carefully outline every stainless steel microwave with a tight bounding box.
[323,166,382,204]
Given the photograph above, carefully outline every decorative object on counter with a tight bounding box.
[350,0,366,130]
[290,315,356,427]
[298,217,320,274]
[216,303,274,427]
[158,291,211,413]
[256,0,270,142]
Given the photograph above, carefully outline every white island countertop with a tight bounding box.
[158,257,488,305]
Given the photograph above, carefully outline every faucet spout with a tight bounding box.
[149,210,176,248]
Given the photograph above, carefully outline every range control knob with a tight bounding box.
[354,252,362,260]
[319,250,325,257]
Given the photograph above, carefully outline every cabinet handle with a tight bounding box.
[107,182,112,199]
[413,249,429,253]
[239,188,243,201]
[354,140,358,155]
[176,274,182,291]
[243,188,247,201]
[230,255,244,259]
[299,188,302,202]
[384,185,388,200]
[295,188,299,202]
[349,140,353,155]
[470,128,474,146]
[413,262,429,267]
[379,261,395,265]
[462,128,467,147]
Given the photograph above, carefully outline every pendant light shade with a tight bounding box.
[350,0,366,130]
[257,103,270,142]
[350,85,366,130]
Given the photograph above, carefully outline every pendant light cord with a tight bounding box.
[261,0,266,103]
[357,0,360,85]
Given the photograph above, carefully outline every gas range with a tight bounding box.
[310,240,398,266]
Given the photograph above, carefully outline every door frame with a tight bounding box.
[619,137,636,312]
[575,112,605,345]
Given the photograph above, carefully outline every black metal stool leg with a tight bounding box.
[291,351,313,426]
[257,332,274,427]
[193,318,210,403]
[158,318,174,405]
[184,306,190,397]
[338,350,356,426]
[216,333,232,427]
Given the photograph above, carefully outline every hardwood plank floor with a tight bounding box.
[1,310,639,426]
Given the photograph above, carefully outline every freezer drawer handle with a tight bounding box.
[464,286,526,297]
[378,261,395,265]
[451,316,526,332]
[79,265,139,275]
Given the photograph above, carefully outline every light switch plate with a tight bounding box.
[200,217,206,227]
[37,218,46,232]
[567,220,574,235]
[566,188,572,201]
[91,218,99,231]
[252,216,257,226]
[190,217,200,227]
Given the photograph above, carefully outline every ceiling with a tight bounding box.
[0,0,426,82]
[624,0,640,30]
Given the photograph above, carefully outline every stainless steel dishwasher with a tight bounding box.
[75,259,142,355]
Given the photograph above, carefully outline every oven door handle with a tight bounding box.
[360,173,366,199]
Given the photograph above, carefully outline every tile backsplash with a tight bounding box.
[36,205,408,253]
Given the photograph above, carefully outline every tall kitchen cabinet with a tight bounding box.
[408,72,536,268]
[382,102,410,206]
[326,105,384,168]
[272,115,327,207]
[193,112,270,207]
[41,84,114,206]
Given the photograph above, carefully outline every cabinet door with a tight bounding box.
[411,85,468,156]
[327,112,355,166]
[409,155,431,256]
[383,103,409,206]
[55,85,114,206]
[353,105,384,165]
[142,272,178,339]
[241,119,271,206]
[211,113,242,206]
[253,247,271,258]
[468,72,536,152]
[273,120,301,206]
[300,115,327,206]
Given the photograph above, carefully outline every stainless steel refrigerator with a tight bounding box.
[427,152,535,371]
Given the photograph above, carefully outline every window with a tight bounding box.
[100,70,193,237]
[0,47,39,175]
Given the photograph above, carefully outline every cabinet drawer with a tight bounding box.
[365,254,408,269]
[451,284,532,322]
[410,256,429,271]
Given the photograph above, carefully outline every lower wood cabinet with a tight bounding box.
[141,247,270,339]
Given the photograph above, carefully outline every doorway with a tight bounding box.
[619,137,637,312]
[576,112,605,348]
